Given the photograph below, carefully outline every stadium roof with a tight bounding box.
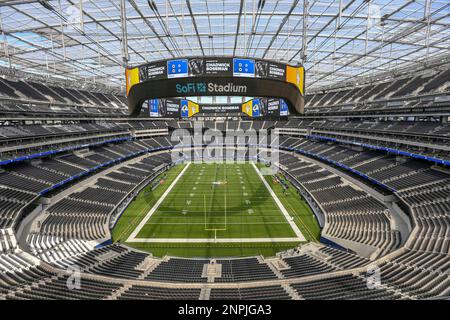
[0,0,449,92]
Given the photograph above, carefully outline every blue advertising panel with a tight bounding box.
[149,98,159,117]
[233,58,255,77]
[180,99,189,118]
[252,98,261,117]
[167,59,188,78]
[280,98,289,116]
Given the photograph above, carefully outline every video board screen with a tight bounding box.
[242,98,290,118]
[233,58,255,77]
[200,104,241,113]
[255,61,286,80]
[167,59,189,78]
[146,98,199,118]
[138,61,166,81]
[279,98,289,116]
[204,58,232,76]
[130,57,302,86]
[145,97,288,118]
[126,56,305,116]
[148,98,159,117]
[165,98,181,117]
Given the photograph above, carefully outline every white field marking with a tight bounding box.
[127,162,192,242]
[151,211,287,214]
[127,162,305,244]
[128,237,301,243]
[251,162,306,241]
[144,222,289,225]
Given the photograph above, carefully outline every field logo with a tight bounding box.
[66,265,81,290]
[366,264,381,289]
[170,123,278,172]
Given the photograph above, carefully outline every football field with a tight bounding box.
[112,161,320,257]
[127,162,304,242]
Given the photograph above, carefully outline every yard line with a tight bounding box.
[251,162,306,242]
[144,222,290,225]
[127,162,191,242]
[128,237,301,243]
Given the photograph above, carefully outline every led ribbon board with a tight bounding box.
[126,56,305,117]
[144,98,200,118]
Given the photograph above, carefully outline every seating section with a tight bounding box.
[281,254,336,278]
[0,187,36,229]
[368,250,449,299]
[291,274,402,300]
[399,180,449,254]
[85,250,148,279]
[39,151,172,240]
[0,229,17,253]
[277,136,449,192]
[275,152,400,254]
[145,258,209,283]
[215,258,278,282]
[27,233,93,264]
[305,69,450,110]
[0,138,174,229]
[0,113,448,300]
[8,276,123,300]
[0,78,127,108]
[210,286,291,300]
[118,285,201,300]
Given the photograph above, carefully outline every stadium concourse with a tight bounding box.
[0,0,449,302]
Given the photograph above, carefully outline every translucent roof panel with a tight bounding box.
[0,0,448,92]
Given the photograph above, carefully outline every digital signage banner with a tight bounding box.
[148,98,159,117]
[146,98,200,118]
[204,57,232,76]
[242,99,261,117]
[180,99,199,118]
[127,56,304,98]
[200,104,241,113]
[145,98,289,117]
[279,98,289,116]
[125,67,139,95]
[138,61,166,81]
[233,58,255,77]
[128,57,303,92]
[165,98,181,117]
[167,59,189,78]
[126,57,306,116]
[242,97,289,117]
[266,98,280,116]
[255,60,286,80]
[286,65,305,95]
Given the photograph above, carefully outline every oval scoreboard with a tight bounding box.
[125,56,305,116]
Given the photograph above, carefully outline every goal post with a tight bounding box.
[203,191,227,234]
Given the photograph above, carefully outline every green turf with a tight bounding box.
[135,162,296,239]
[263,171,321,242]
[111,164,186,242]
[112,162,321,258]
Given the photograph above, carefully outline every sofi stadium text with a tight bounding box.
[178,304,272,318]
